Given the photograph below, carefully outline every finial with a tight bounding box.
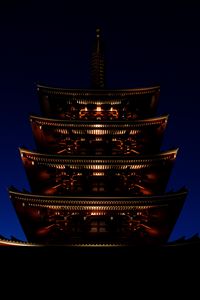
[96,28,100,38]
[90,27,106,89]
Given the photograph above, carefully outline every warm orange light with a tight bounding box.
[141,224,160,237]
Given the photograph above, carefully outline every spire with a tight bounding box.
[90,28,106,89]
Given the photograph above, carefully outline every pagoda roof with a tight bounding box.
[37,84,160,97]
[9,188,187,208]
[20,148,178,165]
[30,114,168,128]
[1,232,200,248]
[0,238,36,247]
[0,238,127,247]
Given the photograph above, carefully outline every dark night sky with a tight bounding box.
[0,1,200,242]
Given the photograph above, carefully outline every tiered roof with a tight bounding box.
[38,84,160,120]
[8,188,187,245]
[30,114,168,155]
[9,188,187,207]
[19,148,177,196]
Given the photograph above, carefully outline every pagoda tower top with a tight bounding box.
[90,27,105,89]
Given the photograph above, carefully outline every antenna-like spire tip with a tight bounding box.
[96,27,101,37]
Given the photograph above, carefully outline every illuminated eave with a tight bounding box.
[0,238,140,247]
[30,114,168,128]
[9,188,188,207]
[0,238,38,247]
[37,84,160,97]
[19,148,178,165]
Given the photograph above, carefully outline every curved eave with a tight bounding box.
[0,239,146,247]
[1,237,199,248]
[19,148,178,164]
[9,188,188,207]
[37,84,160,97]
[30,114,169,128]
[0,238,38,247]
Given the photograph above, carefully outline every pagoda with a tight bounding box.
[0,28,187,247]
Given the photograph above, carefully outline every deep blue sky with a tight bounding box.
[0,1,199,242]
